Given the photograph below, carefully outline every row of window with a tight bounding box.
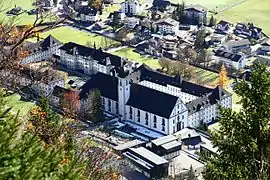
[129,107,166,131]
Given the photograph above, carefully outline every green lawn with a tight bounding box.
[169,0,237,10]
[0,0,37,25]
[40,26,120,48]
[216,0,270,36]
[4,93,36,117]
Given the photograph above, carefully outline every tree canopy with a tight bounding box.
[203,63,270,180]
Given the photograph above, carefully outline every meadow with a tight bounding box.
[39,26,120,48]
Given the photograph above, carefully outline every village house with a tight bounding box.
[108,11,126,22]
[215,20,232,34]
[184,5,207,25]
[136,42,162,57]
[220,39,251,55]
[153,18,179,34]
[79,7,99,22]
[124,17,140,29]
[152,0,171,12]
[234,23,263,40]
[257,38,270,55]
[21,35,62,65]
[121,0,141,16]
[134,25,152,41]
[73,0,89,11]
[213,49,246,70]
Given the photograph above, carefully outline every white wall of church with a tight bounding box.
[139,80,197,103]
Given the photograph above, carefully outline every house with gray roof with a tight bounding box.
[220,39,251,55]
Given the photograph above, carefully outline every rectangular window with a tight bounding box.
[145,120,148,125]
[162,118,165,126]
[154,123,157,128]
[162,126,165,131]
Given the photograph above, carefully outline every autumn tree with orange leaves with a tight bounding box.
[61,90,80,117]
[219,64,228,88]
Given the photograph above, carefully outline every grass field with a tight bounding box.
[4,93,36,117]
[0,0,37,25]
[216,0,270,36]
[169,0,237,10]
[40,26,120,48]
[111,47,219,85]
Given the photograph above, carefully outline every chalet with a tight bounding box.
[79,7,99,22]
[153,18,179,34]
[135,25,152,41]
[184,5,207,25]
[215,20,231,33]
[213,50,246,70]
[152,0,171,12]
[121,0,141,16]
[257,38,270,55]
[221,39,251,55]
[124,17,140,29]
[234,23,263,40]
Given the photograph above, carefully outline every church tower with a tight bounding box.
[118,76,131,120]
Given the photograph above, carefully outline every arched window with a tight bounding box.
[137,110,140,116]
[129,107,132,114]
[154,115,157,123]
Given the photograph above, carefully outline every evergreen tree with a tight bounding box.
[209,15,216,27]
[194,29,206,50]
[179,1,185,22]
[86,89,104,123]
[203,63,270,180]
[187,165,197,180]
[0,90,87,179]
[219,64,228,88]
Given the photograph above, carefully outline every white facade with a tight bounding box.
[124,17,140,29]
[22,44,61,65]
[213,55,246,70]
[121,0,140,15]
[80,13,99,22]
[188,95,232,127]
[57,48,113,75]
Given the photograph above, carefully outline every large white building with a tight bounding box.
[22,35,62,65]
[20,39,232,135]
[54,42,231,135]
[121,0,141,16]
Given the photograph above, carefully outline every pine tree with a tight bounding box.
[202,63,270,180]
[0,90,87,179]
[187,165,197,180]
[86,89,104,123]
[209,15,216,27]
[219,64,228,88]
